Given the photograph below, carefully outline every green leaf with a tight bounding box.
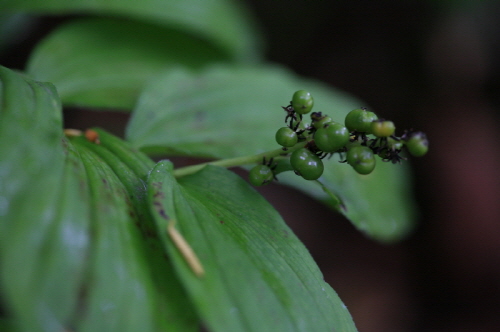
[281,156,417,242]
[71,141,197,332]
[1,0,261,63]
[0,65,87,331]
[66,131,199,331]
[27,17,229,109]
[147,160,357,332]
[126,65,417,242]
[126,65,363,157]
[0,66,196,330]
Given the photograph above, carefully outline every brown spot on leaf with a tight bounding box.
[153,201,169,220]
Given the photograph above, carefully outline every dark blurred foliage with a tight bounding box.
[2,1,500,331]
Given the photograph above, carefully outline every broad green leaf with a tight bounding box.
[27,17,229,109]
[70,140,197,332]
[0,65,88,331]
[0,66,196,331]
[1,0,261,63]
[126,65,417,242]
[148,160,358,332]
[73,129,198,332]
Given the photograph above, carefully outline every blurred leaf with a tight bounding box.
[147,161,358,332]
[127,65,417,242]
[0,66,196,331]
[27,17,229,109]
[280,156,417,242]
[1,0,262,63]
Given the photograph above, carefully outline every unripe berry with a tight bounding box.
[345,108,378,133]
[291,90,314,115]
[386,137,403,150]
[290,148,324,180]
[371,119,395,137]
[405,131,428,157]
[314,122,350,152]
[290,118,310,132]
[248,164,274,186]
[346,145,376,175]
[275,127,298,147]
[311,112,333,129]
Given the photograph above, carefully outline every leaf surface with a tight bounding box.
[0,66,196,331]
[70,141,196,332]
[148,160,358,332]
[1,0,260,62]
[27,17,229,109]
[127,65,417,242]
[0,65,88,331]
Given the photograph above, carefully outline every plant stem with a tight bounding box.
[173,141,307,178]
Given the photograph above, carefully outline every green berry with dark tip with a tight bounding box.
[248,164,274,186]
[314,122,350,152]
[346,145,376,175]
[405,131,429,157]
[311,112,334,129]
[290,118,310,133]
[387,137,403,150]
[345,108,378,133]
[291,90,314,115]
[290,148,324,180]
[275,127,298,147]
[371,119,396,137]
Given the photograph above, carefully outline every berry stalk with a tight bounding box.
[172,141,307,178]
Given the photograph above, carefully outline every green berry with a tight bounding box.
[377,137,403,159]
[314,122,350,152]
[371,119,395,137]
[345,108,378,133]
[387,137,403,150]
[310,112,333,129]
[377,148,389,159]
[290,118,310,132]
[275,127,298,147]
[405,132,428,157]
[346,145,376,175]
[290,148,324,180]
[248,164,274,186]
[291,90,314,115]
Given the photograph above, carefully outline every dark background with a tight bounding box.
[2,1,500,331]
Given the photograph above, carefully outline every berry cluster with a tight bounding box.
[249,90,428,186]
